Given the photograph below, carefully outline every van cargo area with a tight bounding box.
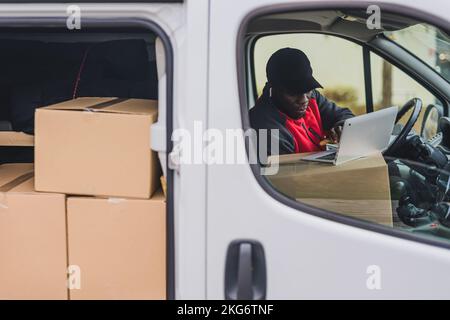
[0,29,167,300]
[0,29,159,164]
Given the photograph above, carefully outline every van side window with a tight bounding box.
[248,22,450,245]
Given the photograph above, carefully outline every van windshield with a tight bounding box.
[386,23,450,84]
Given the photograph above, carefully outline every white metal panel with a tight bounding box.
[207,0,450,299]
[172,0,209,299]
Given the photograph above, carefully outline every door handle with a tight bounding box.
[224,240,266,300]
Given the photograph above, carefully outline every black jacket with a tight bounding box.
[249,86,354,156]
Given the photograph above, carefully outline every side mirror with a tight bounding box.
[421,104,444,140]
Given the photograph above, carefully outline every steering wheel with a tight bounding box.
[384,98,423,157]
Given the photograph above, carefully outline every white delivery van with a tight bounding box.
[0,0,450,300]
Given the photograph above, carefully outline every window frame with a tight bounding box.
[363,46,374,113]
[238,2,450,250]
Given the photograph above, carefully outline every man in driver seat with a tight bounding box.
[250,47,355,156]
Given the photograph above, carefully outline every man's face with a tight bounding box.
[272,87,313,119]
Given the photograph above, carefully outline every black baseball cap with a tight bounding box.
[266,47,323,94]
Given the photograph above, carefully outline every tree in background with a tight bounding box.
[382,61,393,107]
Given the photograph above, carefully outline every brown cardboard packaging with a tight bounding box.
[0,131,34,146]
[67,189,166,300]
[35,97,160,199]
[0,163,67,300]
[267,152,393,226]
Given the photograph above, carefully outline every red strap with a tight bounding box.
[72,46,91,99]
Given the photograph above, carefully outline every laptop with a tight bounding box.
[301,106,398,165]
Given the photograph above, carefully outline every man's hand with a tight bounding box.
[329,126,343,144]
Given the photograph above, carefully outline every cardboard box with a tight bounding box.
[67,189,166,300]
[267,152,393,226]
[0,163,67,299]
[35,97,160,199]
[0,131,34,146]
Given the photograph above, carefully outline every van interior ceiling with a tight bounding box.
[0,28,159,164]
[246,10,420,41]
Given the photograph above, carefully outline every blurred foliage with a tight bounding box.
[320,86,366,115]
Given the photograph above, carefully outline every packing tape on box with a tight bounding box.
[84,98,130,112]
[0,171,34,208]
[0,171,34,192]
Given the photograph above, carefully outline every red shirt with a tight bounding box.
[281,98,325,153]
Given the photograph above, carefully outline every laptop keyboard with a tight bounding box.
[316,152,337,161]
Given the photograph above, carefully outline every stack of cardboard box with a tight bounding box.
[0,97,166,300]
